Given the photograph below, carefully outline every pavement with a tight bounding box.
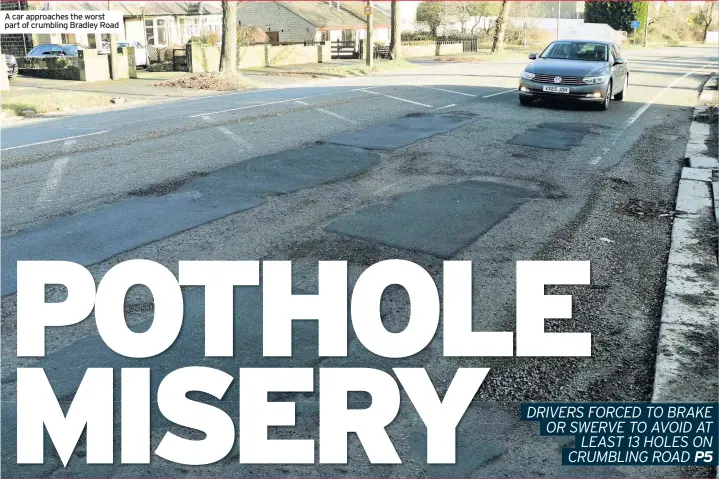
[1,45,718,477]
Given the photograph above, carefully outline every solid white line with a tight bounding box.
[359,89,433,108]
[591,64,710,166]
[295,100,358,124]
[35,140,75,206]
[481,89,517,98]
[417,85,477,97]
[433,104,457,110]
[189,96,309,118]
[1,130,108,151]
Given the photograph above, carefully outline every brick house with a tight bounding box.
[237,1,391,46]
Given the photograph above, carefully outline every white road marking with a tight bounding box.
[358,88,433,108]
[417,85,477,97]
[624,65,709,128]
[35,140,76,206]
[591,64,710,166]
[201,115,252,150]
[295,100,358,124]
[482,89,517,98]
[1,130,108,151]
[433,104,457,110]
[189,96,309,118]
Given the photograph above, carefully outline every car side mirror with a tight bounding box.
[614,57,625,65]
[528,53,537,60]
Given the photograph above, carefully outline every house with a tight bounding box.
[3,1,224,56]
[236,1,391,47]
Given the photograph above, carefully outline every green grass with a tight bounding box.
[1,91,125,116]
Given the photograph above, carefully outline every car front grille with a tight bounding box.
[532,74,585,85]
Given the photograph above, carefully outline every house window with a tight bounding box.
[341,30,354,41]
[156,18,167,44]
[145,19,155,45]
[87,33,97,49]
[61,33,76,43]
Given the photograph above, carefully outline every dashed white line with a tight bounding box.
[433,104,457,110]
[1,130,108,151]
[35,140,76,206]
[201,115,252,150]
[417,85,477,97]
[481,89,517,98]
[189,96,309,118]
[359,88,433,108]
[295,100,357,124]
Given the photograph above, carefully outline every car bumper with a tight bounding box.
[518,78,608,102]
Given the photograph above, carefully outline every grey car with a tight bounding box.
[5,54,17,78]
[518,39,629,110]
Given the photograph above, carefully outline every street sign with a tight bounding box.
[364,5,372,15]
[631,20,640,29]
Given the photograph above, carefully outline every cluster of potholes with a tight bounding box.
[2,111,573,295]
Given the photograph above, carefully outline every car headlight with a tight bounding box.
[582,75,610,84]
[520,71,535,80]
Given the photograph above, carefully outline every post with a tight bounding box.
[633,27,636,45]
[109,34,119,79]
[556,0,560,39]
[141,7,148,48]
[365,0,373,67]
[643,19,648,47]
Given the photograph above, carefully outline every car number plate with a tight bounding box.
[543,85,570,93]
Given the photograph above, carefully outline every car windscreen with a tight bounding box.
[540,42,608,62]
[61,45,80,56]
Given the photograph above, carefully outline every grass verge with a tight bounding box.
[1,91,127,117]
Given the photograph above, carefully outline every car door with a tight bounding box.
[607,45,620,86]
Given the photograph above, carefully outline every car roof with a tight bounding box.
[552,39,614,45]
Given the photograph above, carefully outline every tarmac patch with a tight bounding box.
[1,144,380,297]
[507,122,602,150]
[325,181,539,258]
[322,112,477,150]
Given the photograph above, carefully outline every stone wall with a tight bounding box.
[17,56,82,80]
[78,50,110,82]
[188,43,332,73]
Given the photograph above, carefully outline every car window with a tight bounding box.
[541,42,608,62]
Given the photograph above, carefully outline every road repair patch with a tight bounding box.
[507,122,602,150]
[1,144,381,297]
[325,180,539,258]
[322,112,477,150]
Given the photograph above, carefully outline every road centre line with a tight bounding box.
[35,139,75,207]
[482,89,517,98]
[188,89,363,118]
[433,104,457,111]
[1,130,108,151]
[358,88,433,108]
[201,115,252,150]
[294,100,358,124]
[590,64,710,166]
[416,85,477,97]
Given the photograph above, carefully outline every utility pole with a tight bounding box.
[643,17,648,47]
[365,0,373,67]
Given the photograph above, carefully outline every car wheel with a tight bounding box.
[519,96,533,106]
[613,74,627,101]
[599,81,612,111]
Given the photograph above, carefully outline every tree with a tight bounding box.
[219,0,237,73]
[692,1,716,43]
[491,0,510,53]
[389,0,402,60]
[448,2,498,34]
[416,1,444,37]
[585,1,648,32]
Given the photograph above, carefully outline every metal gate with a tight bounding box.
[172,48,188,72]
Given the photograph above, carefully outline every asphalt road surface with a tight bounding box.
[1,45,717,477]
